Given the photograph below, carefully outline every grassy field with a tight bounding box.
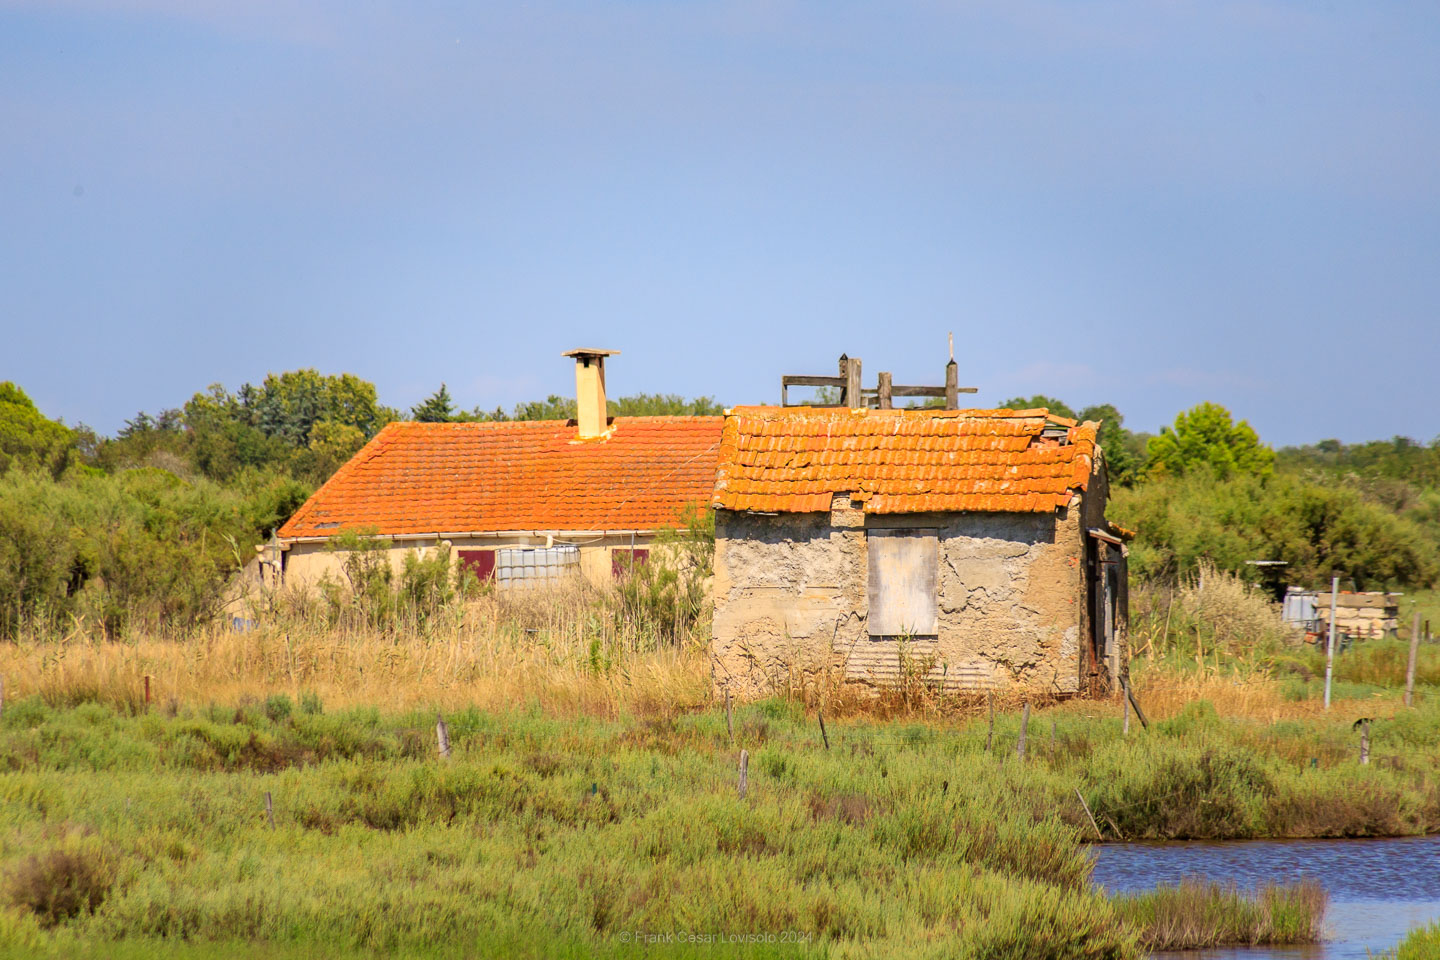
[0,696,1141,959]
[4,571,1437,957]
[2,670,1427,958]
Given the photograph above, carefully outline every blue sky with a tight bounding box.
[3,1,1439,446]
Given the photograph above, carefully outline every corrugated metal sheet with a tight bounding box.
[844,639,1000,691]
[1282,589,1317,626]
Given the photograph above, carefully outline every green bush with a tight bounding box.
[0,467,307,638]
[309,532,474,633]
[6,848,112,928]
[609,505,713,646]
[1113,471,1438,588]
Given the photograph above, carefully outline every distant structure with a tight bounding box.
[710,353,1131,701]
[1283,588,1401,641]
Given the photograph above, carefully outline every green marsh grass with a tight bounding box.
[2,689,1436,957]
[1389,919,1440,959]
[1111,878,1327,950]
[0,698,1140,959]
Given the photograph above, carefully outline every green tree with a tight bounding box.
[1077,403,1141,487]
[182,385,287,481]
[511,395,577,421]
[411,384,456,422]
[1111,471,1437,590]
[296,420,368,483]
[609,394,726,417]
[0,383,76,476]
[998,395,1078,419]
[251,370,389,445]
[1146,402,1275,479]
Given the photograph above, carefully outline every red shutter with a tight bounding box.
[458,549,496,582]
[612,548,650,578]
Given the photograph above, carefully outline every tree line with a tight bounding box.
[998,394,1439,592]
[3,369,1439,637]
[0,374,723,637]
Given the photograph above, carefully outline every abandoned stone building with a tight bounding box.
[265,350,722,589]
[709,405,1130,699]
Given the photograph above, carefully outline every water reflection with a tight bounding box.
[1091,837,1440,959]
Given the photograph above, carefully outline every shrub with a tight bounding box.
[609,504,713,646]
[1130,566,1292,664]
[263,694,294,722]
[0,466,308,639]
[6,849,111,927]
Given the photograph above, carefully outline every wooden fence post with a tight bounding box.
[264,791,275,830]
[1017,702,1030,761]
[985,692,995,752]
[738,750,749,799]
[144,675,151,710]
[818,710,830,751]
[725,691,734,743]
[1121,678,1150,730]
[1407,611,1422,707]
[1359,719,1371,766]
[1075,788,1103,839]
[436,715,451,759]
[1122,690,1130,736]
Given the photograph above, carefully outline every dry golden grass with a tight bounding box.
[1126,668,1401,725]
[0,584,711,716]
[1,570,1410,725]
[4,628,1400,724]
[9,629,1381,727]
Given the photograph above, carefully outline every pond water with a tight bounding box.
[1091,836,1440,959]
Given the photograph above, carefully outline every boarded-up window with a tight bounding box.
[867,529,938,636]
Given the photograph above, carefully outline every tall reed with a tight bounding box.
[0,582,710,715]
[1111,879,1327,950]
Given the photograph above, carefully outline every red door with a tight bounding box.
[458,549,497,582]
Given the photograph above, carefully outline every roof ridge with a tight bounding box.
[277,416,725,539]
[712,407,1102,515]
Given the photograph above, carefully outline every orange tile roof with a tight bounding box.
[712,407,1098,514]
[279,417,723,538]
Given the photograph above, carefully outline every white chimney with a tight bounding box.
[562,348,619,439]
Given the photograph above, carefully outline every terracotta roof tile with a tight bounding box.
[712,407,1100,515]
[279,417,722,538]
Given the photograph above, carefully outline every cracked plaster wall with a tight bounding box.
[711,500,1086,699]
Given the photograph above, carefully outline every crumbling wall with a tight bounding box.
[710,509,866,696]
[711,500,1087,699]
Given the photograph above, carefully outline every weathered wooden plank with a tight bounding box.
[781,375,846,387]
[867,529,939,636]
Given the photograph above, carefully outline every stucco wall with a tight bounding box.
[711,497,1087,699]
[279,533,659,591]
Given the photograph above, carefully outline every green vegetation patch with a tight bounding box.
[3,694,1433,958]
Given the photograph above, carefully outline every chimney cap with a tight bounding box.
[562,348,620,358]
